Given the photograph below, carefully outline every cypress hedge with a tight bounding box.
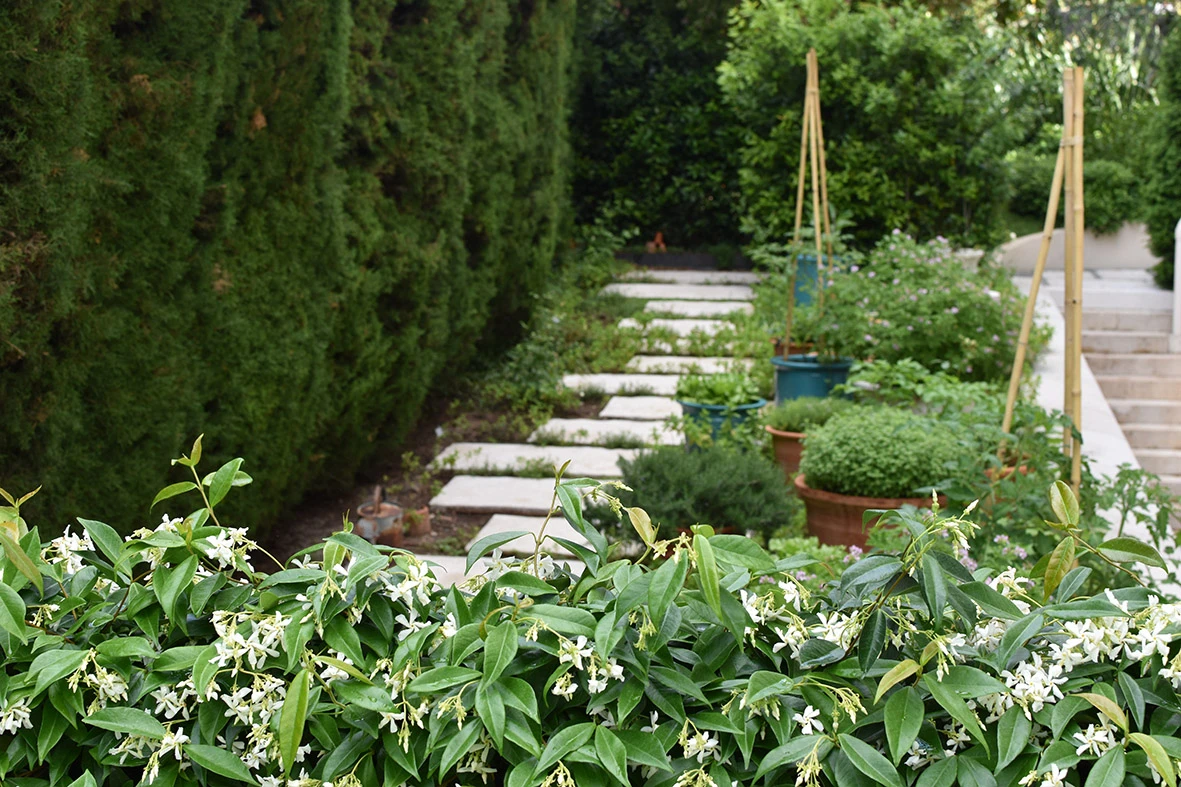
[0,0,573,535]
[1147,24,1181,289]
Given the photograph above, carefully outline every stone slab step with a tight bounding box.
[1087,354,1181,378]
[598,395,680,421]
[1082,330,1170,354]
[601,283,754,301]
[1097,376,1181,401]
[1108,399,1181,424]
[619,318,728,336]
[433,443,636,478]
[644,300,753,317]
[1041,286,1174,312]
[1122,424,1181,450]
[1160,475,1181,496]
[529,418,679,446]
[620,270,760,285]
[430,476,588,516]
[1134,449,1181,476]
[625,355,748,374]
[561,373,679,396]
[1083,310,1172,333]
[466,514,590,558]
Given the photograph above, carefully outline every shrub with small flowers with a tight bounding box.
[2,438,1181,787]
[796,232,1046,383]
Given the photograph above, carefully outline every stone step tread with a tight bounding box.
[601,282,755,301]
[598,395,680,421]
[1107,398,1181,406]
[562,373,680,395]
[619,318,729,336]
[529,418,679,447]
[1122,424,1181,433]
[430,476,589,516]
[619,270,761,285]
[643,300,753,317]
[1082,310,1173,332]
[466,514,590,558]
[625,355,748,374]
[1088,353,1181,361]
[1083,330,1171,338]
[432,443,635,477]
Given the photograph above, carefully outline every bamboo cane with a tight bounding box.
[1000,146,1066,440]
[807,55,824,309]
[1070,66,1086,495]
[785,71,815,360]
[1062,69,1076,456]
[809,49,835,294]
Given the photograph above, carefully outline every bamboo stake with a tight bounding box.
[807,54,824,308]
[1070,66,1086,495]
[785,93,814,360]
[1062,69,1077,457]
[1000,145,1067,439]
[809,49,835,296]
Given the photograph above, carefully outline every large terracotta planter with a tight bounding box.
[765,425,805,480]
[794,474,942,549]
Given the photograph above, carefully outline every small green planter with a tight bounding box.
[676,399,767,442]
[771,354,853,403]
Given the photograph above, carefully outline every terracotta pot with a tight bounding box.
[356,500,403,544]
[771,338,814,357]
[793,474,943,549]
[405,506,432,537]
[985,464,1031,482]
[765,425,805,481]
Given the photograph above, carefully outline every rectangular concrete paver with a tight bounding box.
[602,283,754,301]
[620,270,761,285]
[529,418,679,446]
[561,373,680,395]
[619,318,729,336]
[433,443,635,478]
[644,300,753,317]
[466,514,590,558]
[598,395,680,420]
[625,356,749,374]
[431,476,589,516]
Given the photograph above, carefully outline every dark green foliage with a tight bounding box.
[799,407,959,499]
[719,0,1010,247]
[605,445,800,541]
[1147,26,1181,289]
[1007,151,1139,235]
[0,0,574,534]
[571,0,743,246]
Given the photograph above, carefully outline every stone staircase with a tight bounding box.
[1085,308,1181,494]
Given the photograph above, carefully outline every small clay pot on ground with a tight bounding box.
[794,474,943,549]
[356,500,403,545]
[765,425,805,481]
[405,506,432,537]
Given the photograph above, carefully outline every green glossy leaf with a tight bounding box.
[84,707,166,739]
[77,517,123,567]
[614,729,673,771]
[150,482,198,511]
[754,737,832,780]
[1084,747,1125,787]
[153,554,198,622]
[186,742,257,783]
[915,757,956,787]
[708,535,775,570]
[466,531,533,573]
[537,722,596,771]
[206,458,243,508]
[1050,481,1079,526]
[957,582,1024,621]
[1044,536,1076,601]
[997,704,1031,771]
[1131,732,1176,787]
[875,659,920,704]
[923,674,989,755]
[1097,537,1166,569]
[0,531,42,594]
[0,581,28,643]
[839,733,904,787]
[595,726,629,786]
[408,666,481,693]
[31,649,88,696]
[885,687,924,765]
[939,666,1007,698]
[694,534,722,620]
[920,553,947,628]
[1077,692,1128,732]
[482,622,519,686]
[476,684,506,748]
[279,669,310,778]
[648,552,688,624]
[859,609,887,673]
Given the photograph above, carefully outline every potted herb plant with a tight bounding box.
[674,372,766,442]
[762,396,854,479]
[796,406,957,547]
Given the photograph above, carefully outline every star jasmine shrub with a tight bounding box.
[3,440,1181,786]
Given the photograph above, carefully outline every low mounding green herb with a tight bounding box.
[596,445,801,542]
[800,407,958,498]
[675,372,762,408]
[1,442,1180,787]
[763,397,854,434]
[2,451,1180,787]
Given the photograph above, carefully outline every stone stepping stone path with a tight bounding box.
[421,265,757,583]
[602,282,754,301]
[561,373,680,396]
[625,355,748,374]
[528,418,680,447]
[599,395,680,420]
[433,443,635,478]
[618,317,728,336]
[644,300,753,317]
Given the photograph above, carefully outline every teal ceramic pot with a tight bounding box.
[771,354,853,403]
[676,398,767,442]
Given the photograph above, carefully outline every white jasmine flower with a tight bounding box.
[793,705,823,735]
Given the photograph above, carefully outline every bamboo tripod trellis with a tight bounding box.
[1001,66,1086,495]
[783,49,834,360]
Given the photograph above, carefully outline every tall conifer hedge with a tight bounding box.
[0,0,573,534]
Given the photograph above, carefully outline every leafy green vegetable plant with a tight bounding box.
[675,372,762,408]
[763,397,854,434]
[2,441,1180,787]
